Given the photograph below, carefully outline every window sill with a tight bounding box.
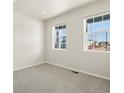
[83,50,110,53]
[53,48,67,51]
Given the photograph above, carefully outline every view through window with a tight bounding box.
[85,13,110,51]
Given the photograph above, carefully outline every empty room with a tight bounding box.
[13,0,110,93]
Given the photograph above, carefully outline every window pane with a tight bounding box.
[87,18,93,24]
[107,31,110,41]
[103,14,110,21]
[94,16,102,22]
[94,32,107,51]
[61,36,66,49]
[56,31,59,36]
[55,30,60,48]
[63,25,66,29]
[88,32,108,51]
[87,23,94,33]
[107,31,110,51]
[59,26,62,29]
[55,26,59,29]
[94,32,106,42]
[93,22,104,32]
[88,21,105,33]
[87,33,94,50]
[55,38,59,48]
[59,28,67,49]
[102,20,110,31]
[87,20,110,33]
[88,33,94,41]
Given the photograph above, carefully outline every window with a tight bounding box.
[53,25,67,49]
[84,13,110,52]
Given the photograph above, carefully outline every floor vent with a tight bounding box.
[71,70,79,74]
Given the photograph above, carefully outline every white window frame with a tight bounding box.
[83,11,110,53]
[52,24,67,50]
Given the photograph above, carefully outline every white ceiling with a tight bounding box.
[14,0,98,20]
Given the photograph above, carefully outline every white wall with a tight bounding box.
[46,0,110,79]
[13,10,45,70]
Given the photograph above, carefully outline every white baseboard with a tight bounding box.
[46,61,110,80]
[14,61,110,80]
[13,62,46,71]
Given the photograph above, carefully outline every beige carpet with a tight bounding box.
[13,63,110,93]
